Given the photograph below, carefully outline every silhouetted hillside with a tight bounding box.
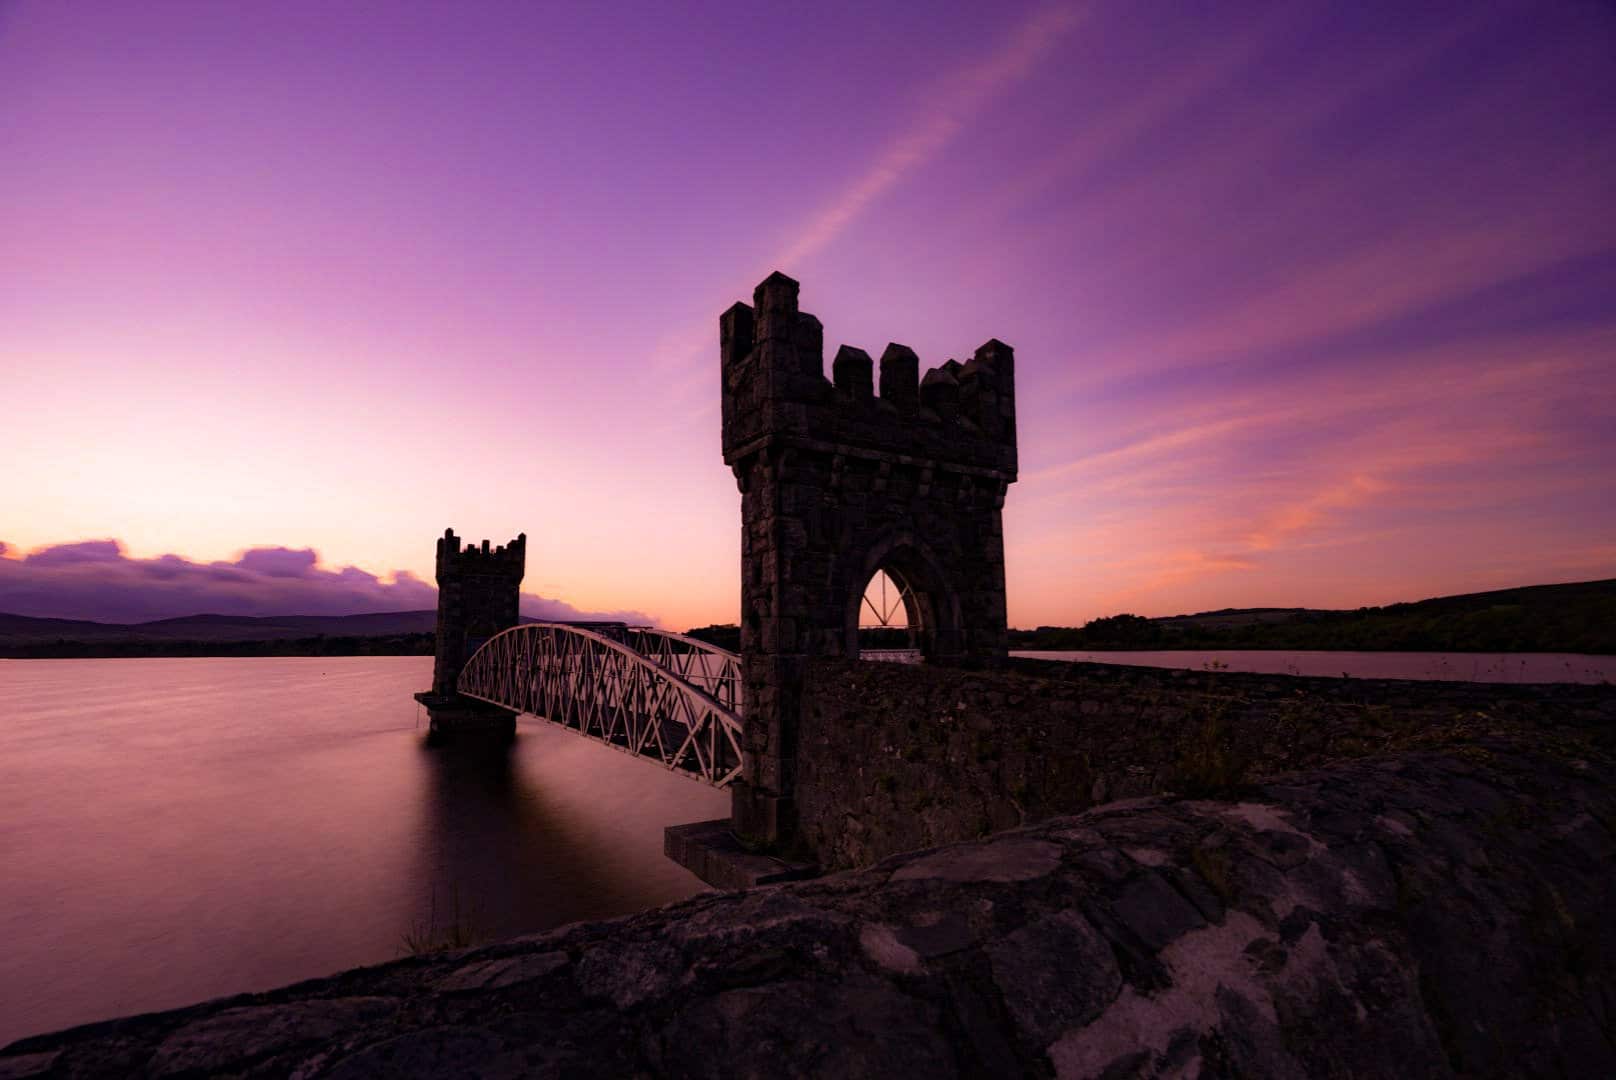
[0,610,439,644]
[1,633,436,659]
[1010,579,1616,654]
[0,611,441,657]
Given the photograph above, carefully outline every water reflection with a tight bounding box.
[0,657,726,1046]
[411,733,667,944]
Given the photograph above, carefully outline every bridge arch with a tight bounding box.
[456,623,744,788]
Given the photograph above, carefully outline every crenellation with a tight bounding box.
[877,343,919,410]
[919,363,959,413]
[793,312,824,379]
[960,338,1015,444]
[720,301,754,369]
[832,345,873,398]
[719,271,1017,481]
[434,529,527,580]
[752,270,799,342]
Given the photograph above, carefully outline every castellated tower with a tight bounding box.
[429,528,526,696]
[415,528,525,739]
[721,271,1018,844]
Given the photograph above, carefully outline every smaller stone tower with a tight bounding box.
[429,528,525,696]
[414,528,525,739]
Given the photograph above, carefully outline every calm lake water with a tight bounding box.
[1013,649,1616,683]
[0,656,726,1047]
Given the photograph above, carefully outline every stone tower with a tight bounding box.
[721,271,1018,844]
[415,528,525,739]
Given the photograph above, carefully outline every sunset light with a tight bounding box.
[5,1,1610,630]
[3,2,1613,1069]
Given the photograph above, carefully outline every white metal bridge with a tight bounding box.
[456,623,744,788]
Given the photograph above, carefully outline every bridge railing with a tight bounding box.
[859,648,923,664]
[621,627,743,714]
[456,623,744,788]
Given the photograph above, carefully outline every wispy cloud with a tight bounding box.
[974,2,1310,226]
[1027,415,1259,487]
[1082,200,1616,388]
[988,0,1613,403]
[776,2,1089,268]
[1012,321,1616,618]
[1242,473,1389,552]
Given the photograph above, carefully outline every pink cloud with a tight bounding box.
[21,539,124,566]
[236,547,319,578]
[0,540,653,626]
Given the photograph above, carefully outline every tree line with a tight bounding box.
[1011,581,1615,654]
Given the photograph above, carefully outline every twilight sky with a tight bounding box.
[2,0,1613,629]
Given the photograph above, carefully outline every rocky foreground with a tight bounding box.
[3,737,1613,1078]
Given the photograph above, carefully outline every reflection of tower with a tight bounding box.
[414,528,524,740]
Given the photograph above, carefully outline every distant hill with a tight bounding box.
[0,610,440,645]
[1155,608,1315,629]
[0,610,443,658]
[1009,579,1616,654]
[0,610,579,658]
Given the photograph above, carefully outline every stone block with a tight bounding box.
[665,817,816,889]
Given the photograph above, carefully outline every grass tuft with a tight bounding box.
[400,884,486,957]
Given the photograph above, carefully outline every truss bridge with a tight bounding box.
[454,623,744,788]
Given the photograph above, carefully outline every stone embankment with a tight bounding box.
[5,737,1613,1077]
[797,656,1616,867]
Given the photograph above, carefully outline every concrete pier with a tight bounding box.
[413,691,516,742]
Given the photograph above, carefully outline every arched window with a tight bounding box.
[857,566,923,663]
[842,534,967,664]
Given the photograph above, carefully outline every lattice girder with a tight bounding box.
[456,624,745,788]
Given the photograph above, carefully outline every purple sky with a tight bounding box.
[2,1,1613,628]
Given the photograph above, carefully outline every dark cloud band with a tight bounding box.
[0,540,653,626]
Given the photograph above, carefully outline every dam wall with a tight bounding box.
[795,655,1616,868]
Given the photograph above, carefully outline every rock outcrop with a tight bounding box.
[5,738,1613,1077]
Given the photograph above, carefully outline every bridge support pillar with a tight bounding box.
[414,527,525,742]
[413,693,517,742]
[664,819,816,890]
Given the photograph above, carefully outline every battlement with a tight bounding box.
[434,528,526,583]
[721,272,1017,479]
[426,527,526,702]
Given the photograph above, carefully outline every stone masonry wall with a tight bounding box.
[796,655,1616,869]
[7,741,1613,1077]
